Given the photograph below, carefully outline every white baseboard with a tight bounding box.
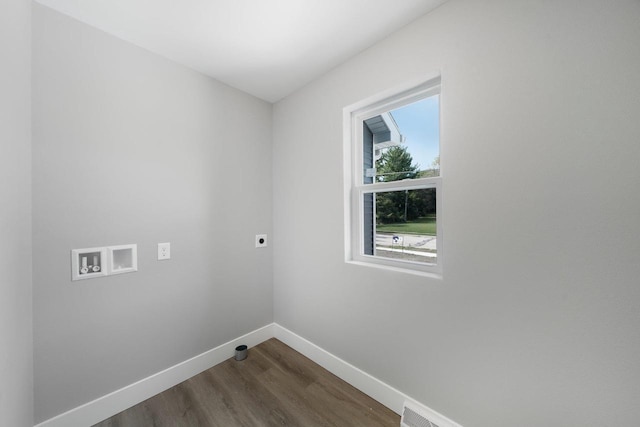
[273,323,406,414]
[35,322,460,427]
[35,324,275,427]
[273,324,462,427]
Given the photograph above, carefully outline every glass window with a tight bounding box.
[346,77,442,276]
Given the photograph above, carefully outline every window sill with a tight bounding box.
[345,259,443,280]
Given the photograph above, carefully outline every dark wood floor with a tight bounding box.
[93,338,400,426]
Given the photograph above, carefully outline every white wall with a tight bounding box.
[0,0,33,426]
[32,4,273,423]
[273,1,640,426]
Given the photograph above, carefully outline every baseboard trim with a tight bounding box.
[35,322,460,427]
[273,324,462,427]
[35,323,275,427]
[273,323,406,414]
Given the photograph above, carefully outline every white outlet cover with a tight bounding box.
[158,242,171,260]
[255,234,268,248]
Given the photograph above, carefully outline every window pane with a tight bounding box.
[363,95,439,184]
[363,188,437,264]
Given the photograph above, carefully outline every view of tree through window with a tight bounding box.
[362,94,439,265]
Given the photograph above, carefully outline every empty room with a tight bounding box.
[2,0,640,426]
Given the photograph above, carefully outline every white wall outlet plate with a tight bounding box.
[158,242,170,260]
[255,234,268,248]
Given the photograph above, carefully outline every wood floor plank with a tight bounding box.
[93,338,400,427]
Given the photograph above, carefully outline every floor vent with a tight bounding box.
[401,400,454,427]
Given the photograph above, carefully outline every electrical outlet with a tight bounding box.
[255,234,268,248]
[158,242,170,260]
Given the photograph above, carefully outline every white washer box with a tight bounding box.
[109,244,138,275]
[71,247,108,281]
[71,244,137,281]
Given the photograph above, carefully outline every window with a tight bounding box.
[344,77,442,276]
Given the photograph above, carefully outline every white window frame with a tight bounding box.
[343,76,443,278]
